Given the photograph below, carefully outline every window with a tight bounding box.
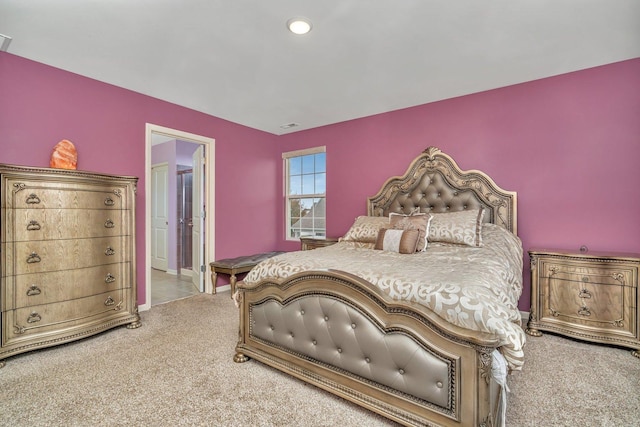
[283,147,326,240]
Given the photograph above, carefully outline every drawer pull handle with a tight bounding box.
[581,276,589,283]
[105,296,115,306]
[578,289,592,299]
[578,307,591,317]
[104,219,115,229]
[27,312,42,323]
[105,273,116,284]
[26,285,42,296]
[26,193,41,204]
[105,247,115,256]
[26,252,41,263]
[26,220,41,231]
[104,197,115,206]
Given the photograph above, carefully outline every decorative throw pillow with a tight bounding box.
[374,229,420,254]
[428,208,485,247]
[389,212,432,252]
[340,216,389,244]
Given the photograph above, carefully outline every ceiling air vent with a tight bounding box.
[279,123,300,130]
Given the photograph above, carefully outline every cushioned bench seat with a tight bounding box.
[210,251,284,296]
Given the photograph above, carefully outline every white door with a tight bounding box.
[151,164,169,271]
[191,146,205,292]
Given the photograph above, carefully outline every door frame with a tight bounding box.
[141,123,215,311]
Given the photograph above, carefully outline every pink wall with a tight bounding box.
[276,58,640,311]
[0,52,279,305]
[3,51,638,312]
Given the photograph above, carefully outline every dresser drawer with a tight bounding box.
[2,289,132,346]
[4,208,130,242]
[2,262,132,310]
[3,179,131,210]
[2,236,130,275]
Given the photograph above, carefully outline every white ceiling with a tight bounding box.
[1,1,639,135]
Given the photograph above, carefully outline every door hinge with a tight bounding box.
[201,265,205,273]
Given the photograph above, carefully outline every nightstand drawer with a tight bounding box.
[300,237,339,251]
[542,261,637,288]
[544,271,635,335]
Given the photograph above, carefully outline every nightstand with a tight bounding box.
[527,249,640,359]
[300,237,339,251]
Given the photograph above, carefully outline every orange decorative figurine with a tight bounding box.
[50,139,78,170]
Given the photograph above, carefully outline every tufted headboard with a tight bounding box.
[367,146,518,235]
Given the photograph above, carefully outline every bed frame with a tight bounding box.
[234,147,518,427]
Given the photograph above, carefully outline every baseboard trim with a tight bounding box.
[215,284,231,295]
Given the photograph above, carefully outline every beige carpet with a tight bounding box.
[1,293,639,426]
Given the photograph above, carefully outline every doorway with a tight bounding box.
[177,167,193,274]
[143,124,215,311]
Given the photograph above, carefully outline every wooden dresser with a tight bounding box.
[0,164,140,367]
[527,249,639,358]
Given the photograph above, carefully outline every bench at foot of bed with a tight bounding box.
[210,251,284,296]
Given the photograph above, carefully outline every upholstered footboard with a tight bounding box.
[235,271,505,427]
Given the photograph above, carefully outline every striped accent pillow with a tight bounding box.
[374,229,420,254]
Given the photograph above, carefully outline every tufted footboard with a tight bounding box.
[235,270,505,427]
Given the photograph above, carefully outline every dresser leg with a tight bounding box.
[0,360,5,369]
[525,310,543,337]
[126,314,142,329]
[525,326,542,337]
[632,350,640,359]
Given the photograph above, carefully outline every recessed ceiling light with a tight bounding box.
[287,18,312,35]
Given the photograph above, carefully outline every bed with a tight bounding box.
[234,147,524,427]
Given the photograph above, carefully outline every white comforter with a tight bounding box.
[244,223,526,371]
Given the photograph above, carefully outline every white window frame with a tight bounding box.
[283,146,326,241]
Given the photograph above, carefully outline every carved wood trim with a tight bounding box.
[367,146,517,235]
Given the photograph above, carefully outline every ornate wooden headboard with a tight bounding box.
[367,146,518,235]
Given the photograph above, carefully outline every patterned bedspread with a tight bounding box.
[244,223,526,370]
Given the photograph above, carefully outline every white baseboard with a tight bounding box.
[180,268,193,277]
[215,284,231,295]
[166,269,178,275]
